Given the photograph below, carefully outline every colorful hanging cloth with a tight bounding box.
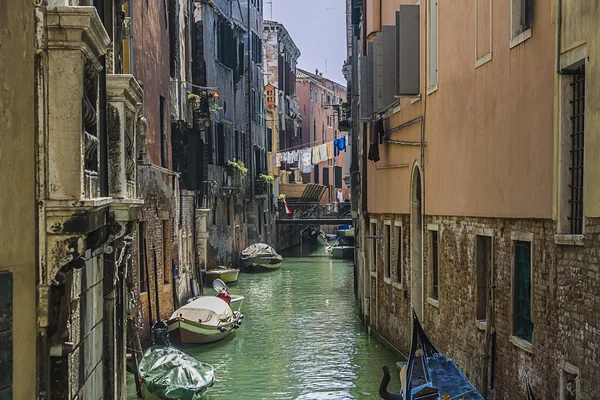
[312,146,321,164]
[334,137,347,157]
[298,149,314,173]
[319,144,328,162]
[327,141,335,159]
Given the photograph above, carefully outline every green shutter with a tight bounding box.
[514,242,533,341]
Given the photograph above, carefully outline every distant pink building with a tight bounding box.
[296,69,349,203]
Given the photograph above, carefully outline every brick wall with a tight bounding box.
[132,169,176,341]
[365,213,600,399]
[555,217,600,399]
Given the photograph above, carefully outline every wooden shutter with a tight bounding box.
[396,5,420,96]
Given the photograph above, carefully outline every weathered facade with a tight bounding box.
[0,1,37,398]
[296,69,349,202]
[263,20,301,249]
[348,0,600,398]
[30,1,145,398]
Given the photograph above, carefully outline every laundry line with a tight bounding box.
[276,134,348,154]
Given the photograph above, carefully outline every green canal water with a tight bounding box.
[128,243,400,399]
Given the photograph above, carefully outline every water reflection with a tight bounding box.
[128,243,400,399]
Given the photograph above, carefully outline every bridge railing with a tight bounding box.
[277,201,351,221]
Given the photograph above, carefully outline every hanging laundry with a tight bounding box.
[327,141,335,159]
[292,150,299,162]
[319,143,328,162]
[272,154,277,168]
[276,153,282,167]
[298,149,313,173]
[286,151,293,164]
[312,146,321,164]
[368,119,384,162]
[334,136,347,157]
[337,190,344,203]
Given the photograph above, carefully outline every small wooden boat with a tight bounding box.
[203,266,240,284]
[167,296,244,344]
[138,345,214,399]
[240,243,283,272]
[379,310,483,400]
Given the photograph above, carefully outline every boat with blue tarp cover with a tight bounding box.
[379,310,484,400]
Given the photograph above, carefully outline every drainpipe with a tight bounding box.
[128,0,134,75]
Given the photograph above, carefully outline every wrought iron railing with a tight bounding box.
[277,201,351,221]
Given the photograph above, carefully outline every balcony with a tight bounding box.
[42,6,113,285]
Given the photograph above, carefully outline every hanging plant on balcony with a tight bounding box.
[258,174,274,183]
[227,160,248,177]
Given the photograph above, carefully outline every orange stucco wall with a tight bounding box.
[367,0,556,219]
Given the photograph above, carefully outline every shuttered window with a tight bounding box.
[322,167,330,186]
[396,5,420,96]
[334,166,342,189]
[0,272,12,399]
[513,241,533,342]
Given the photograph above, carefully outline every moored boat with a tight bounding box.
[138,345,214,400]
[203,266,240,284]
[331,245,354,259]
[240,243,283,272]
[379,310,483,400]
[167,296,243,344]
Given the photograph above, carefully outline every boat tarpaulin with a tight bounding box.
[139,345,214,399]
[241,243,279,259]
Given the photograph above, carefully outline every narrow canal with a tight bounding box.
[128,243,400,399]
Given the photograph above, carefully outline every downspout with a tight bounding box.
[128,0,134,75]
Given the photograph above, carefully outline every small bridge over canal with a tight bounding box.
[276,183,352,226]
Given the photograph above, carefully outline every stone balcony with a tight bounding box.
[40,6,114,285]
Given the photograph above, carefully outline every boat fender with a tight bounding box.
[237,319,243,326]
[219,326,228,333]
[233,324,239,329]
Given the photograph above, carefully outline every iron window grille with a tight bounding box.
[513,241,533,342]
[569,65,585,234]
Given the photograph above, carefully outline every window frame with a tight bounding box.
[427,0,439,94]
[475,232,493,325]
[509,0,533,48]
[428,225,440,301]
[394,221,403,287]
[162,219,170,284]
[511,232,534,349]
[384,220,392,282]
[370,220,378,274]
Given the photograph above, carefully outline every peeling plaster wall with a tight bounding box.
[0,0,37,398]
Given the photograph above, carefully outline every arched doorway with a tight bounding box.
[410,165,423,321]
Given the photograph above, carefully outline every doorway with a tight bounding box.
[410,166,423,321]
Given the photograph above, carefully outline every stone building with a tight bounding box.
[347,0,600,398]
[296,69,349,202]
[0,0,148,397]
[129,0,179,341]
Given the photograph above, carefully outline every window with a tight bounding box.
[267,127,273,152]
[313,118,316,142]
[327,95,331,105]
[314,165,319,184]
[334,130,338,139]
[513,241,533,342]
[370,221,377,272]
[560,363,579,400]
[322,122,325,142]
[430,229,439,300]
[0,272,12,397]
[384,222,391,279]
[395,224,402,284]
[334,166,342,189]
[138,222,147,292]
[160,95,167,166]
[476,235,492,322]
[216,123,225,166]
[315,92,318,103]
[427,0,438,91]
[227,198,231,225]
[569,66,585,234]
[511,0,532,43]
[321,93,324,105]
[163,220,170,284]
[322,167,330,186]
[310,87,313,101]
[207,124,214,164]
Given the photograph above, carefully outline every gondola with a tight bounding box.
[379,310,484,400]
